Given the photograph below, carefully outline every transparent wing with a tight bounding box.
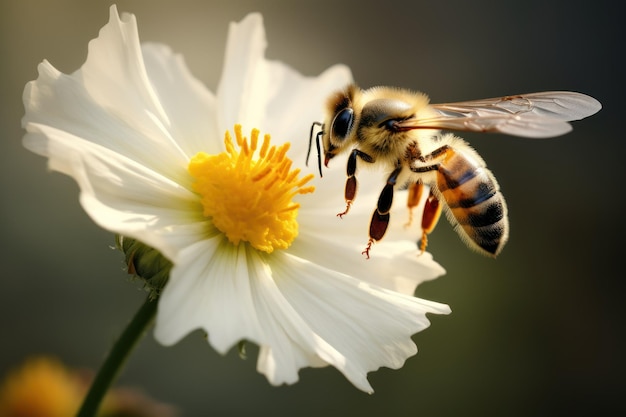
[395,91,601,138]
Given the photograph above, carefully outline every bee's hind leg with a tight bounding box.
[418,188,442,254]
[408,150,448,255]
[405,182,425,228]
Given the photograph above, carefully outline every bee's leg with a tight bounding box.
[338,149,374,218]
[402,183,442,254]
[404,182,426,228]
[408,145,452,254]
[418,189,442,254]
[362,166,402,259]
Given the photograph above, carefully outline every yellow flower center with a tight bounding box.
[188,125,315,253]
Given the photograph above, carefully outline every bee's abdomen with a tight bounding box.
[437,149,509,256]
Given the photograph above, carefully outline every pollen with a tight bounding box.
[188,125,315,253]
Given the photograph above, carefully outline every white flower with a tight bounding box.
[22,5,450,393]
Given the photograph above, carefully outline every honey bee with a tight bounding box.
[308,85,601,258]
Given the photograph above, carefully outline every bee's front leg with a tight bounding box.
[338,149,374,218]
[362,166,402,258]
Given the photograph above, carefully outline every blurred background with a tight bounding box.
[1,0,623,415]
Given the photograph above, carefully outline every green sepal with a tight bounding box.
[115,235,173,300]
[237,340,247,360]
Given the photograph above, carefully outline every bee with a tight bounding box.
[308,85,601,258]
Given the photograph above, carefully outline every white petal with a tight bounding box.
[155,243,449,393]
[24,124,207,261]
[22,6,217,186]
[216,12,267,134]
[258,61,352,156]
[79,6,169,125]
[258,252,450,392]
[155,240,266,351]
[290,234,445,295]
[141,43,220,157]
[216,12,352,148]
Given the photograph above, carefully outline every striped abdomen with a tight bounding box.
[436,147,509,257]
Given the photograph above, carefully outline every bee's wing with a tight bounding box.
[396,92,601,138]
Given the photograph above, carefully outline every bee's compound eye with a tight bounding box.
[331,107,354,142]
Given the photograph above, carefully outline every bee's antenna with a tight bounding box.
[307,122,324,177]
[314,130,323,177]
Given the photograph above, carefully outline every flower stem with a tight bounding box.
[77,296,157,417]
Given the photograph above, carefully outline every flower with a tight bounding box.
[0,357,82,417]
[22,5,450,393]
[0,356,178,417]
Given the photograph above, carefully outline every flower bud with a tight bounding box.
[115,235,172,299]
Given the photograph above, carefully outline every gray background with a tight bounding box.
[1,0,623,415]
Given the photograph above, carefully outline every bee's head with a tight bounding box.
[307,85,359,176]
[323,85,359,165]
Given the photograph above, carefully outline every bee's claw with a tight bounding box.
[361,239,374,259]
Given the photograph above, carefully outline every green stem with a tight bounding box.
[76,296,157,417]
